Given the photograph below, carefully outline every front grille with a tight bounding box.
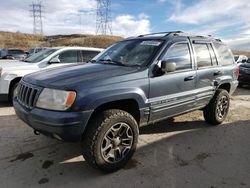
[17,82,39,109]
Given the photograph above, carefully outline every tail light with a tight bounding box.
[236,65,239,79]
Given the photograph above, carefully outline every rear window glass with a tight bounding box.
[213,43,234,65]
[193,43,212,68]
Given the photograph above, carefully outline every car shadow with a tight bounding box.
[2,114,250,187]
[0,101,12,108]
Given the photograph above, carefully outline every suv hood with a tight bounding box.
[23,63,143,89]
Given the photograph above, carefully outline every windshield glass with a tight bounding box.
[93,39,163,67]
[25,49,57,63]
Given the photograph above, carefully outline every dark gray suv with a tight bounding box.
[14,31,239,172]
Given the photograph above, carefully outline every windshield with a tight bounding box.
[93,39,163,67]
[25,49,57,63]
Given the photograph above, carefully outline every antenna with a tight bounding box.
[96,0,112,35]
[30,1,44,35]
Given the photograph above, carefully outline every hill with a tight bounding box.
[0,31,123,50]
[0,31,249,57]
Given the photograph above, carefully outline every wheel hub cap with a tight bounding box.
[101,122,133,164]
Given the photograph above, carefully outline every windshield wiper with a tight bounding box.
[98,59,128,67]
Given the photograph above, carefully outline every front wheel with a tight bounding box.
[82,109,139,172]
[203,89,230,125]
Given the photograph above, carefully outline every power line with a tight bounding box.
[96,0,112,35]
[30,1,44,35]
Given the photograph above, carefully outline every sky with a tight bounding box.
[0,0,249,50]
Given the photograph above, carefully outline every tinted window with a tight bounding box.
[8,50,24,55]
[213,43,234,65]
[58,50,78,63]
[81,50,100,62]
[193,43,212,68]
[162,43,192,71]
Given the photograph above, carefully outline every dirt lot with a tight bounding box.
[0,87,250,188]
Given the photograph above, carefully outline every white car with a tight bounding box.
[0,46,103,101]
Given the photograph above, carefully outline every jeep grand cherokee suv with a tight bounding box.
[13,31,238,172]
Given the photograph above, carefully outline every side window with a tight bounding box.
[213,43,234,65]
[193,43,212,68]
[162,43,192,71]
[58,50,78,63]
[208,44,217,65]
[81,50,100,62]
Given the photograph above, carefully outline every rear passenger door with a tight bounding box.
[191,40,221,107]
[149,39,196,122]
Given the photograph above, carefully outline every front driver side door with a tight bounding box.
[149,39,196,123]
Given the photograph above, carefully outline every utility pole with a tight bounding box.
[30,1,44,35]
[96,0,112,35]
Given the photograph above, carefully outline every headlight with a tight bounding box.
[36,88,76,111]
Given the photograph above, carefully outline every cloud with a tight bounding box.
[168,0,246,24]
[112,14,151,37]
[0,0,151,37]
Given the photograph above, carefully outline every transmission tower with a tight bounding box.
[96,0,112,35]
[30,1,44,35]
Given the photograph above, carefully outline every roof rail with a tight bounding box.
[138,31,183,38]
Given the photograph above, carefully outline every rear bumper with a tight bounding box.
[13,98,93,142]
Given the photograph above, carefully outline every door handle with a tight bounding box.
[214,71,222,76]
[184,75,195,81]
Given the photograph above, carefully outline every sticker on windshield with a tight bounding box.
[140,41,161,46]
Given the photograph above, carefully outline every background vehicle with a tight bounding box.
[0,46,103,101]
[14,31,238,172]
[238,62,250,87]
[234,55,248,65]
[0,49,26,60]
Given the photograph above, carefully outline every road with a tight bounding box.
[0,87,250,188]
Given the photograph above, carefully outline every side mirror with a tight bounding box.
[161,60,176,73]
[49,56,60,64]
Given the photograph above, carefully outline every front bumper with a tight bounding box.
[13,98,93,142]
[238,74,250,85]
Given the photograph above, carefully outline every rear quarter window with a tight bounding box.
[213,43,234,66]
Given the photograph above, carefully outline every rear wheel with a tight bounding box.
[203,89,230,125]
[82,109,139,172]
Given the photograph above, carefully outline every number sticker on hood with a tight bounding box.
[140,41,162,46]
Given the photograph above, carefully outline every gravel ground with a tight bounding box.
[0,87,250,188]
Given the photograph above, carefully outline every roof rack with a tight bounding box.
[138,31,183,38]
[137,31,222,41]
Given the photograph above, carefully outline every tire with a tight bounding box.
[9,82,19,102]
[203,89,230,125]
[82,109,139,172]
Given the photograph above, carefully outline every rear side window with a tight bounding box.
[81,50,100,62]
[58,50,78,63]
[162,43,192,71]
[193,43,212,68]
[213,43,234,65]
